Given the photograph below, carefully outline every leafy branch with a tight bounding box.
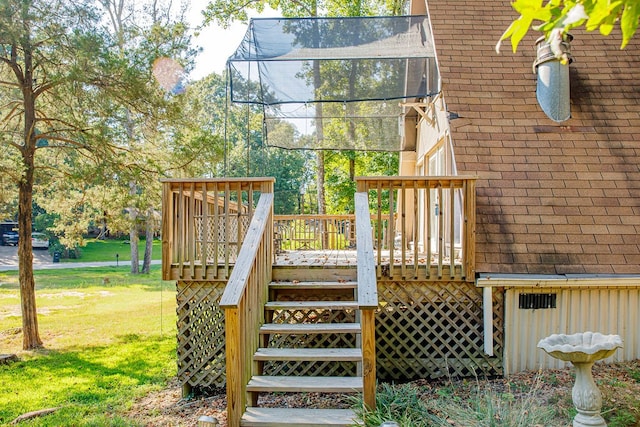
[498,0,640,57]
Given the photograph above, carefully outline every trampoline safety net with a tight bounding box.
[227,15,440,151]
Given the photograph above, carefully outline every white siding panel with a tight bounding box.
[504,286,640,375]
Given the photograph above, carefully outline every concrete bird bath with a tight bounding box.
[538,332,623,427]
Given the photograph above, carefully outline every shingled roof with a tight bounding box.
[427,0,640,275]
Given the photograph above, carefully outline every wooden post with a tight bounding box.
[224,307,244,427]
[361,308,376,411]
[161,182,173,281]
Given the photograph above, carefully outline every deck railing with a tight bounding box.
[273,214,397,252]
[273,214,356,251]
[161,178,275,281]
[356,176,477,281]
[219,193,274,427]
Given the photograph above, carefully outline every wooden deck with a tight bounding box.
[163,177,484,426]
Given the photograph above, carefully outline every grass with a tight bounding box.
[0,265,176,426]
[62,238,162,263]
[353,362,640,427]
[354,378,557,427]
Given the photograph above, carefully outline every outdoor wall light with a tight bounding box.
[533,34,573,122]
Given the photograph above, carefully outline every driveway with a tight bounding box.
[0,246,161,271]
[0,245,52,267]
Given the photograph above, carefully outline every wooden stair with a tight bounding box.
[240,281,363,427]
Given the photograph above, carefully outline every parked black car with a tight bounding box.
[1,231,18,246]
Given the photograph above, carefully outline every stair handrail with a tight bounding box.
[219,193,274,427]
[354,192,378,410]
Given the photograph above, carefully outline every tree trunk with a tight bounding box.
[129,182,139,273]
[129,209,139,274]
[316,151,326,215]
[141,207,154,274]
[18,42,42,350]
[18,151,42,350]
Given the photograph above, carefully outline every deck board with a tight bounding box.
[254,347,362,361]
[241,407,361,426]
[246,375,362,393]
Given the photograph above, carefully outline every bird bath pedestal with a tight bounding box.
[538,332,623,427]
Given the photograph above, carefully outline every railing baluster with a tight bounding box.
[388,182,395,278]
[188,182,196,278]
[400,181,407,279]
[201,182,208,280]
[461,180,467,279]
[177,182,185,279]
[353,176,476,282]
[212,182,219,279]
[450,182,456,279]
[413,181,419,279]
[426,185,432,279]
[376,182,383,277]
[224,182,231,278]
[437,185,444,279]
[162,178,275,282]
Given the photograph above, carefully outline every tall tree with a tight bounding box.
[97,0,196,273]
[0,0,108,349]
[0,0,185,349]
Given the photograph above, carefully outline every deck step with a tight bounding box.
[265,301,358,310]
[246,376,362,393]
[254,347,361,362]
[241,407,361,426]
[260,322,361,334]
[269,281,357,290]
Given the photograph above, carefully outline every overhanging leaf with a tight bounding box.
[620,0,640,47]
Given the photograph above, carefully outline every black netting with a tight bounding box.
[227,15,440,151]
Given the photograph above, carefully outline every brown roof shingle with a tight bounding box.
[428,0,640,275]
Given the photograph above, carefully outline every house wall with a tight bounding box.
[419,0,640,375]
[479,277,640,375]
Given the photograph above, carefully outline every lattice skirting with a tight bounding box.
[376,280,503,380]
[176,280,504,390]
[176,281,227,391]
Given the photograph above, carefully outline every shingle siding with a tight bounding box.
[428,0,640,275]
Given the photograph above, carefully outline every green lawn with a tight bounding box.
[63,238,162,263]
[0,266,176,426]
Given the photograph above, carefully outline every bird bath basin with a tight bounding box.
[538,332,623,427]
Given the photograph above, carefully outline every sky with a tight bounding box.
[186,0,278,80]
